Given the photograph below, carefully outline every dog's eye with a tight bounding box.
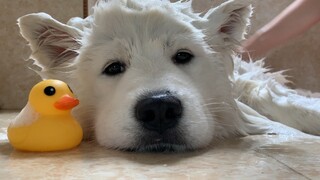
[103,61,126,76]
[173,50,194,64]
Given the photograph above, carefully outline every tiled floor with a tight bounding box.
[0,111,319,179]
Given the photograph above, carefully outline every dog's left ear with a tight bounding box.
[194,0,251,51]
[18,13,82,69]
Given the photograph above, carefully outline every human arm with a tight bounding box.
[240,0,320,61]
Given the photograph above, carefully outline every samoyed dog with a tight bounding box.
[18,0,320,151]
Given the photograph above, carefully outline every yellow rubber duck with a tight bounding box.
[7,79,83,152]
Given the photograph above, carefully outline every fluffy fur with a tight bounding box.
[17,0,320,152]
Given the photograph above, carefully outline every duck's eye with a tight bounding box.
[103,61,126,76]
[44,86,56,96]
[172,50,194,64]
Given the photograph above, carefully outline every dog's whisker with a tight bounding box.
[202,104,233,109]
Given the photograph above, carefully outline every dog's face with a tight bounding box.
[18,0,261,151]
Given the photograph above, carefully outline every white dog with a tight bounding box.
[18,0,320,152]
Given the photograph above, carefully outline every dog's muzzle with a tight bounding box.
[135,91,183,134]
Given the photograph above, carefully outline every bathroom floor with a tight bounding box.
[0,111,319,179]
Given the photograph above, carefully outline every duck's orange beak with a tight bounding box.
[54,95,79,110]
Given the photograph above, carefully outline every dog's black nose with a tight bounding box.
[135,92,183,134]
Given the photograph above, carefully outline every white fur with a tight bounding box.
[233,57,320,135]
[17,0,320,151]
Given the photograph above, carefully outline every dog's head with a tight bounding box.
[18,0,261,152]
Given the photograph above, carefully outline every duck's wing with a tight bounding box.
[7,103,39,146]
[10,102,39,128]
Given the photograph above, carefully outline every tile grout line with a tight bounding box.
[255,149,312,180]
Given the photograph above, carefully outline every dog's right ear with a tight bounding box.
[18,13,82,69]
[193,0,251,52]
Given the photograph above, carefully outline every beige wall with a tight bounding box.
[0,0,83,110]
[1,0,319,109]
